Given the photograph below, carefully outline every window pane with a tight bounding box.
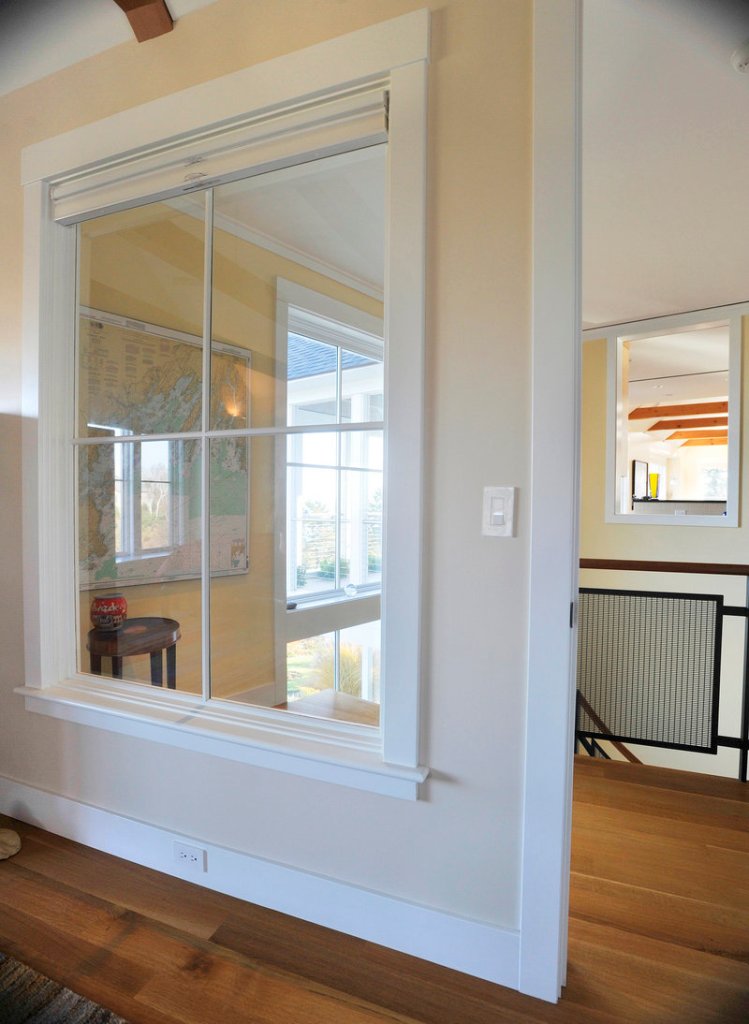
[77,197,206,437]
[78,439,202,693]
[340,620,381,703]
[286,431,338,468]
[287,334,338,426]
[340,429,383,470]
[286,633,335,701]
[340,469,383,589]
[619,321,730,516]
[287,465,337,598]
[208,436,268,703]
[341,351,383,424]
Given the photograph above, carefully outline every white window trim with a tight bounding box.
[19,11,430,799]
[585,301,744,528]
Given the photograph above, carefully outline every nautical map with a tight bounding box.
[78,312,250,589]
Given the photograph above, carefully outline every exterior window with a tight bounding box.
[286,331,383,602]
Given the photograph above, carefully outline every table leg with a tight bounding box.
[150,650,163,687]
[112,657,123,679]
[90,654,102,675]
[166,644,176,689]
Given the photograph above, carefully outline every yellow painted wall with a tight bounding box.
[77,202,381,698]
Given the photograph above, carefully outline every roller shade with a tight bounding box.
[50,86,388,224]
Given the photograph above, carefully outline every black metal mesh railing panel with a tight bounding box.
[577,589,722,752]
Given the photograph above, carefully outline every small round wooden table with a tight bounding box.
[87,617,181,688]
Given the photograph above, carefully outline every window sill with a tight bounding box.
[606,511,736,528]
[16,678,428,799]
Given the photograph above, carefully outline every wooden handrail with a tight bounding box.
[580,559,749,577]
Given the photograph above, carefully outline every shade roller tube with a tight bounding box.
[50,87,388,224]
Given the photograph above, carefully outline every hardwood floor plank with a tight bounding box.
[567,918,749,1024]
[573,757,749,802]
[570,873,749,961]
[3,826,230,938]
[572,824,749,908]
[572,799,749,852]
[135,957,416,1024]
[0,901,152,1001]
[211,909,621,1024]
[574,774,749,829]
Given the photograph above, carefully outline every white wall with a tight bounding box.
[0,0,535,982]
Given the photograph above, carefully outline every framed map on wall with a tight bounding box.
[78,309,250,589]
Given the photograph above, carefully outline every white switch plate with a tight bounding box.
[482,486,516,537]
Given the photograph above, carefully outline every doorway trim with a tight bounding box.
[519,0,582,1001]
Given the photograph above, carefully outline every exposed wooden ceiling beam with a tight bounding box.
[629,400,728,421]
[648,416,728,432]
[667,428,728,441]
[112,0,173,42]
[680,437,728,447]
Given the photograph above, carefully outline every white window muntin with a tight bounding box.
[21,13,428,796]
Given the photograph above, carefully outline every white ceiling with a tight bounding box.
[627,325,729,407]
[0,0,218,97]
[214,147,386,297]
[583,0,749,327]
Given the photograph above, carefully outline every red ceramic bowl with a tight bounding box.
[90,594,127,631]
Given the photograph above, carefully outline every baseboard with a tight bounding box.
[0,775,520,989]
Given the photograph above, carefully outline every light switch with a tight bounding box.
[490,496,505,526]
[482,486,516,537]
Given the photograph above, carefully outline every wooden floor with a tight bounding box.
[0,758,747,1023]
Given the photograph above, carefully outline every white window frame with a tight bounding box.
[19,11,429,799]
[587,302,744,528]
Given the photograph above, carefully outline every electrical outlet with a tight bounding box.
[173,840,207,872]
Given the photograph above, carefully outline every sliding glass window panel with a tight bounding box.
[208,435,273,705]
[205,146,385,723]
[77,439,202,694]
[210,176,305,433]
[77,197,206,438]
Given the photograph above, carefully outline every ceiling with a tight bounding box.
[583,0,749,327]
[627,325,729,406]
[214,148,386,298]
[0,0,218,97]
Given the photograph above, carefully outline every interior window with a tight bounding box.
[610,315,739,522]
[76,147,386,723]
